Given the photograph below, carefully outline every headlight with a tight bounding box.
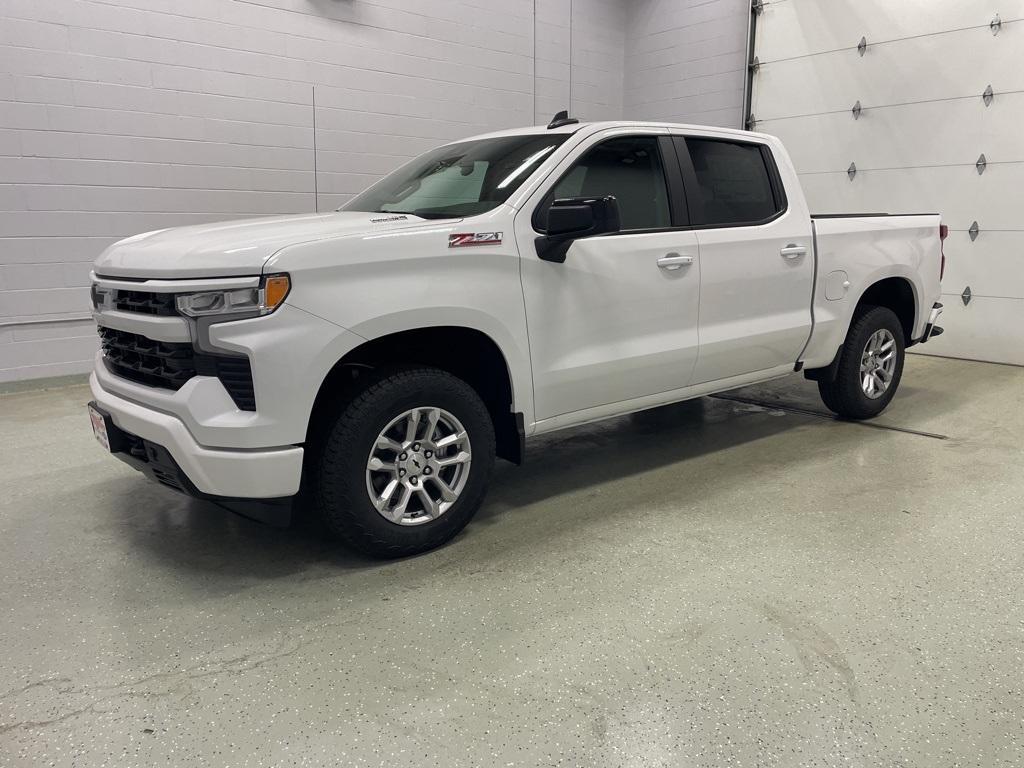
[176,274,290,318]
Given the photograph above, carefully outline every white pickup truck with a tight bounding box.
[88,115,945,557]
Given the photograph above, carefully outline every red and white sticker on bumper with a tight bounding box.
[449,232,503,248]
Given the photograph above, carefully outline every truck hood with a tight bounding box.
[93,211,444,279]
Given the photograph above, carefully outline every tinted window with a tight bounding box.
[343,134,568,219]
[685,139,780,226]
[545,136,671,231]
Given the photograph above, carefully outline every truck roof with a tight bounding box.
[453,120,772,145]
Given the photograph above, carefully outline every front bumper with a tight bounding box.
[90,372,303,499]
[91,300,362,450]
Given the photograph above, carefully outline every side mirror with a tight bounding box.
[536,196,621,263]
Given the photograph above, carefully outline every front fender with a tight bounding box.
[268,215,532,426]
[345,307,533,424]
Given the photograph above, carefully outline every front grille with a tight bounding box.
[98,326,256,411]
[113,289,177,316]
[92,284,178,316]
[99,326,196,389]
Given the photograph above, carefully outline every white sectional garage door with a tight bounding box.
[750,0,1024,365]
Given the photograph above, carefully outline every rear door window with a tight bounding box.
[679,138,784,226]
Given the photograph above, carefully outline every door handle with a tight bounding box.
[657,253,695,270]
[781,244,807,259]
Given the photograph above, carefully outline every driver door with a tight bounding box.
[515,130,702,424]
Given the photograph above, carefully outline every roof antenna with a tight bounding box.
[547,110,579,129]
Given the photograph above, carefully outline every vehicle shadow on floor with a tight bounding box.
[101,477,385,577]
[478,396,815,521]
[108,394,855,579]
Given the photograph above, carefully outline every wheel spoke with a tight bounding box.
[373,478,400,512]
[416,487,439,518]
[430,476,458,502]
[424,408,441,443]
[862,373,873,394]
[872,372,885,391]
[435,450,471,468]
[435,430,467,450]
[375,435,403,453]
[387,485,414,522]
[367,456,392,472]
[404,409,422,444]
[876,367,892,383]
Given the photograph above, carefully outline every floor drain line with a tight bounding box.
[709,394,949,440]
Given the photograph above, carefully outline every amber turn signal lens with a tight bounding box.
[263,274,290,311]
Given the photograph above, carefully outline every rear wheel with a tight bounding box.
[313,367,495,558]
[818,305,905,419]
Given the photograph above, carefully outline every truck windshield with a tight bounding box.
[341,134,569,219]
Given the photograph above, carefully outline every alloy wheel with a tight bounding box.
[860,328,897,399]
[365,406,472,525]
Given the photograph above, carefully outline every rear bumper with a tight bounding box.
[90,372,303,499]
[917,302,945,344]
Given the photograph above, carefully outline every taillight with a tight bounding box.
[939,224,948,281]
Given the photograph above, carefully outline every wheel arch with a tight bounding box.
[806,274,918,383]
[854,275,918,344]
[308,325,525,464]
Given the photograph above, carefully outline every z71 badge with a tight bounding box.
[449,232,503,247]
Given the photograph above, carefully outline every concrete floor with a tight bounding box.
[1,355,1022,767]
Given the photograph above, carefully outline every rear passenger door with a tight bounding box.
[673,135,814,384]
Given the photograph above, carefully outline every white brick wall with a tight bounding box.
[624,0,749,127]
[0,0,741,382]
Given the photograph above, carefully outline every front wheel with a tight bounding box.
[313,367,495,558]
[818,305,905,419]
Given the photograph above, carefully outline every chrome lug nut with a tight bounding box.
[410,476,418,485]
[423,466,432,475]
[398,468,406,477]
[399,452,408,461]
[412,443,421,452]
[424,450,433,458]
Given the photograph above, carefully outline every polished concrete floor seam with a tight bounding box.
[710,393,951,440]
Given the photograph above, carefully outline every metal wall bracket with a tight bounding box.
[969,221,980,241]
[852,100,862,119]
[847,162,857,180]
[746,113,757,130]
[749,56,760,74]
[961,286,972,306]
[857,36,867,56]
[991,14,1002,34]
[983,84,994,106]
[753,0,764,15]
[976,154,987,174]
